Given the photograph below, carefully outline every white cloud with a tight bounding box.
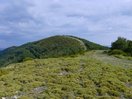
[0,0,132,48]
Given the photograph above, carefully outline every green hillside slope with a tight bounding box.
[0,51,131,99]
[69,36,109,50]
[0,35,107,67]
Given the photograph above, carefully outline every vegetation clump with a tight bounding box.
[110,37,132,56]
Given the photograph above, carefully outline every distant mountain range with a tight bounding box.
[0,35,108,67]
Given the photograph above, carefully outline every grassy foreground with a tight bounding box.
[0,51,131,99]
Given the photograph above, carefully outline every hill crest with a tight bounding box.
[0,35,107,67]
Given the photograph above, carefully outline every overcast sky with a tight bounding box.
[0,0,132,48]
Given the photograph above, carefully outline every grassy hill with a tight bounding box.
[69,36,108,50]
[0,51,131,99]
[0,35,107,67]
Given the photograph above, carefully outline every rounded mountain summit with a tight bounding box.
[0,35,108,67]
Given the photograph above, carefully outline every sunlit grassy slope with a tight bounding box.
[0,51,131,99]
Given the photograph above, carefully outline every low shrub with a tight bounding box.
[108,50,127,56]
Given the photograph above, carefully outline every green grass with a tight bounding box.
[0,35,107,67]
[0,51,131,99]
[90,50,132,68]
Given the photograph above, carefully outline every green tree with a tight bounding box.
[111,37,128,51]
[126,40,132,56]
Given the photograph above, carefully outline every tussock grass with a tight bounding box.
[0,51,131,99]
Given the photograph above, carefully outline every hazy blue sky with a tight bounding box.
[0,0,132,48]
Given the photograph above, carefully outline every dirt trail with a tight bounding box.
[64,36,87,51]
[89,50,132,68]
